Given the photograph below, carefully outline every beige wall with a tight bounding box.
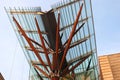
[99,53,120,80]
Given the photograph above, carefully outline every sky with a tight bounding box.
[0,0,120,80]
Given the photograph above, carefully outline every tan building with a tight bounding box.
[0,73,4,80]
[99,53,120,80]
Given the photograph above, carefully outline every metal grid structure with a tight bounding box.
[5,0,100,80]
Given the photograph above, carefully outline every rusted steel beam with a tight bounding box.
[69,38,87,48]
[25,46,55,54]
[59,4,83,70]
[62,52,91,76]
[73,22,85,36]
[28,37,43,48]
[84,57,92,79]
[41,12,68,71]
[31,60,48,66]
[86,57,92,71]
[69,36,89,49]
[25,48,45,53]
[35,17,52,70]
[43,37,51,48]
[60,17,88,32]
[63,22,85,46]
[34,65,49,78]
[60,33,63,40]
[54,0,81,11]
[10,10,45,14]
[17,29,48,34]
[43,37,55,54]
[34,68,44,80]
[54,13,60,70]
[24,46,41,49]
[51,77,59,80]
[68,51,93,65]
[13,16,49,72]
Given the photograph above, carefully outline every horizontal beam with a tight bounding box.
[8,0,82,15]
[69,35,90,48]
[67,50,93,65]
[62,51,92,76]
[63,22,86,47]
[53,0,83,11]
[26,48,45,53]
[9,8,54,15]
[17,29,48,34]
[25,46,42,50]
[9,10,45,14]
[60,17,88,32]
[24,46,54,54]
[31,60,48,66]
[74,68,93,76]
[34,65,49,78]
[31,50,94,66]
[28,38,43,48]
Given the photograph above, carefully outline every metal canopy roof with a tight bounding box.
[5,0,100,80]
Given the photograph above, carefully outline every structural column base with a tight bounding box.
[51,77,59,80]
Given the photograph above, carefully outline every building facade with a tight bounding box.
[99,53,120,80]
[6,0,100,80]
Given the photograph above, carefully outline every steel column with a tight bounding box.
[51,77,59,80]
[35,17,52,70]
[59,4,83,70]
[13,16,49,72]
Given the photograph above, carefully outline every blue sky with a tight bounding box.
[92,0,120,55]
[0,0,120,80]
